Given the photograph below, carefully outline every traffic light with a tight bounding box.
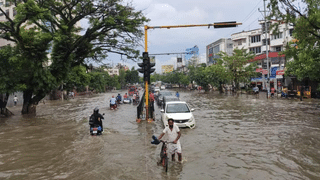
[214,21,237,28]
[147,61,155,84]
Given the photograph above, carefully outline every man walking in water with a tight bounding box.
[13,95,18,106]
[158,119,182,162]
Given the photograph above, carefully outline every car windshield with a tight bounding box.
[166,103,190,113]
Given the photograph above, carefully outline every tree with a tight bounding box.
[64,65,91,92]
[118,69,126,88]
[268,0,320,88]
[218,49,258,91]
[0,46,26,115]
[205,63,228,92]
[0,0,148,114]
[125,67,139,84]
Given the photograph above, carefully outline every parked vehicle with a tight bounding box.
[160,101,196,129]
[123,98,132,104]
[157,91,173,106]
[161,85,166,90]
[162,96,180,110]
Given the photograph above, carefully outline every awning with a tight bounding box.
[251,52,285,62]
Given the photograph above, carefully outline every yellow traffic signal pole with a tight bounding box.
[143,22,242,122]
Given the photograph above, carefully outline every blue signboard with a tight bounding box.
[185,45,199,60]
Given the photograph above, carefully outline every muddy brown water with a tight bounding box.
[0,90,320,180]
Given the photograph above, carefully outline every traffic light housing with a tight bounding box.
[214,21,237,28]
[138,52,156,83]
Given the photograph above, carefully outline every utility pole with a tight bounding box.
[260,0,270,98]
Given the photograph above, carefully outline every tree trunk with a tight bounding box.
[21,90,36,114]
[21,89,46,114]
[0,93,12,116]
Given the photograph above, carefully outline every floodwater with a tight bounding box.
[0,90,320,180]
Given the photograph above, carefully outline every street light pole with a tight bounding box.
[263,0,270,98]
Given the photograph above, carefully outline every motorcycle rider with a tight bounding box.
[89,107,104,132]
[110,95,117,109]
[116,93,122,104]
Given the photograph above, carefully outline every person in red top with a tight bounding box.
[149,92,155,102]
[123,93,128,99]
[149,92,155,119]
[271,87,275,97]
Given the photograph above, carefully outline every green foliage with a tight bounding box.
[218,49,258,90]
[64,65,91,91]
[268,0,320,82]
[125,67,139,84]
[0,46,25,94]
[0,0,148,113]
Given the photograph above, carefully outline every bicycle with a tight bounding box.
[159,140,173,172]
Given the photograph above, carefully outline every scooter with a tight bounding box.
[89,114,104,135]
[110,103,118,110]
[90,125,102,135]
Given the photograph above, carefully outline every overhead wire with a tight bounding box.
[222,0,263,37]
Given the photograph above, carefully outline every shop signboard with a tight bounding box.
[276,70,285,75]
[256,68,262,72]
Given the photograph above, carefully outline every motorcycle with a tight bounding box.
[110,103,118,110]
[89,114,104,135]
[90,125,102,135]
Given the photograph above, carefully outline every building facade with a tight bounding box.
[206,38,233,65]
[231,20,294,91]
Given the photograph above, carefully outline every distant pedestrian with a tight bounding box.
[176,91,180,99]
[13,95,18,106]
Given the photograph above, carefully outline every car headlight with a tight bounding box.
[188,116,194,122]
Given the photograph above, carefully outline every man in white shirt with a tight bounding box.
[158,119,182,162]
[13,95,18,106]
[110,95,117,109]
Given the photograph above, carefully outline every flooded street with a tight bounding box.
[1,90,320,179]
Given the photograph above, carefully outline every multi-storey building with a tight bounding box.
[231,20,294,91]
[0,0,16,47]
[206,38,233,65]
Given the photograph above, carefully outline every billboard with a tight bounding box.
[161,65,174,73]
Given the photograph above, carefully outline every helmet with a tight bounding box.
[94,107,99,114]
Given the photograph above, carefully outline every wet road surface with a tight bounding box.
[0,90,320,179]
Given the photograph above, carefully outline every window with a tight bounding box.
[0,2,3,6]
[262,39,270,45]
[238,40,242,45]
[274,46,282,52]
[250,47,261,54]
[13,8,17,16]
[5,1,10,7]
[272,32,283,40]
[208,48,213,54]
[251,35,261,43]
[5,9,9,17]
[227,43,233,48]
[262,22,271,33]
[213,45,220,54]
[289,29,294,36]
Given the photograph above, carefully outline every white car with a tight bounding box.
[160,101,196,129]
[161,85,166,90]
[154,87,160,93]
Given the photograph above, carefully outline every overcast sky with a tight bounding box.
[83,0,267,73]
